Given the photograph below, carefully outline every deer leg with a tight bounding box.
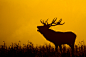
[69,44,74,57]
[59,45,62,53]
[71,44,74,57]
[55,46,58,51]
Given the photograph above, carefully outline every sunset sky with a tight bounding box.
[0,0,86,48]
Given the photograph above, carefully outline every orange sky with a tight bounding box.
[0,0,86,48]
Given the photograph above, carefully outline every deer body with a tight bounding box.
[38,29,76,45]
[37,18,76,55]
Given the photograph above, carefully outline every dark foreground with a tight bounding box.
[0,41,86,57]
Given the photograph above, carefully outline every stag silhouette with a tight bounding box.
[37,18,76,54]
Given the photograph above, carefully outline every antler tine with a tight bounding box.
[55,19,63,25]
[59,18,62,21]
[54,18,57,21]
[55,19,65,25]
[58,19,62,22]
[40,19,46,25]
[40,19,43,23]
[50,18,65,26]
[54,19,62,24]
[45,19,48,23]
[61,22,65,25]
[45,19,48,25]
[59,19,65,25]
[40,19,44,24]
[53,18,57,22]
[51,18,57,24]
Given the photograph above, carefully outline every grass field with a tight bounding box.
[0,41,85,57]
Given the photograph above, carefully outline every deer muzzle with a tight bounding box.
[37,26,39,31]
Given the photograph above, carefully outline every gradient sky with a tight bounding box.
[0,0,86,48]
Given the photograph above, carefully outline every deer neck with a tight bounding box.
[39,29,53,37]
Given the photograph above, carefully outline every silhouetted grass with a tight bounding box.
[0,41,86,57]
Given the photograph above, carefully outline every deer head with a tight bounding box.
[37,18,65,32]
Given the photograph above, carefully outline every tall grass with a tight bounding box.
[0,41,85,57]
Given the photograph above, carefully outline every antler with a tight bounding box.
[45,19,48,25]
[40,18,65,26]
[54,19,65,25]
[50,18,65,26]
[50,18,57,25]
[40,19,48,25]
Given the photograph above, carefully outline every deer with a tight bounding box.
[37,18,76,55]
